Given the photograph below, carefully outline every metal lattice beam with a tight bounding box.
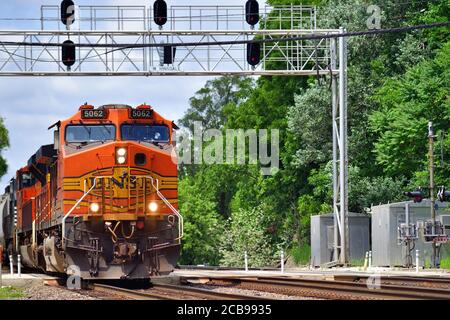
[0,29,338,77]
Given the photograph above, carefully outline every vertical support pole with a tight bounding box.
[428,121,437,268]
[331,36,339,262]
[416,250,420,273]
[9,255,13,276]
[18,255,21,277]
[244,251,248,272]
[339,27,349,265]
[368,251,372,268]
[281,250,285,274]
[363,251,369,270]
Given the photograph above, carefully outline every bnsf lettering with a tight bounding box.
[82,109,106,119]
[131,109,153,119]
[88,176,139,190]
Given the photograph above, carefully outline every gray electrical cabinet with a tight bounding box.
[371,200,450,267]
[310,213,370,267]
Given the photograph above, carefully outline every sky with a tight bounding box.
[0,0,267,187]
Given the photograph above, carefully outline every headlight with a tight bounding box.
[148,202,158,212]
[90,203,100,213]
[116,148,127,164]
[117,148,127,157]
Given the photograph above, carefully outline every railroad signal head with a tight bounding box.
[245,0,260,26]
[437,186,450,202]
[247,42,261,66]
[404,189,424,203]
[61,0,75,26]
[62,40,76,67]
[154,0,168,27]
[163,46,176,64]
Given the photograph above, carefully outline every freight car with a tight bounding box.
[1,104,182,279]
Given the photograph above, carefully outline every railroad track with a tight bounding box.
[181,276,450,300]
[92,283,269,300]
[334,275,450,290]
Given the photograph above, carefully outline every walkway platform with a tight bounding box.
[173,267,450,281]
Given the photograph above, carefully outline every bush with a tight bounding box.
[220,207,277,268]
[290,244,311,266]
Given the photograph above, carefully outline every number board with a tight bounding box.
[81,109,108,119]
[130,109,154,119]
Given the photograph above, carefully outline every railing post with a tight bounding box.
[281,250,285,274]
[9,255,13,275]
[416,250,420,273]
[17,255,21,277]
[244,251,248,272]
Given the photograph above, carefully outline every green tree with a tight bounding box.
[220,206,277,268]
[0,117,9,177]
[178,177,225,265]
[179,76,254,134]
[370,43,450,183]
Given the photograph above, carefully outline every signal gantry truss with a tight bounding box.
[0,5,339,77]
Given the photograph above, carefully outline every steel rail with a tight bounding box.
[182,276,450,300]
[334,275,450,288]
[92,283,268,300]
[151,283,269,300]
[92,283,171,300]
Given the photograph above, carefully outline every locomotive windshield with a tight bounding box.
[121,124,170,143]
[65,125,116,143]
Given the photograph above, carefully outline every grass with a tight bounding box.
[0,286,24,300]
[440,258,450,269]
[350,258,365,267]
[290,244,311,266]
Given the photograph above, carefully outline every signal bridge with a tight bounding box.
[0,2,350,266]
[0,4,339,77]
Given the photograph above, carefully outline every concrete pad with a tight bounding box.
[0,273,59,288]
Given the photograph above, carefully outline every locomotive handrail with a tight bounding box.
[61,176,104,247]
[145,176,184,243]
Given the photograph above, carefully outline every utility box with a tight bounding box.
[310,213,370,267]
[371,200,450,267]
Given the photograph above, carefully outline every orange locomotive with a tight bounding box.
[1,104,182,279]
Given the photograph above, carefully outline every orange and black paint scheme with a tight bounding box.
[1,104,181,279]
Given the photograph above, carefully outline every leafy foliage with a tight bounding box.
[220,207,278,268]
[177,0,450,266]
[0,117,9,177]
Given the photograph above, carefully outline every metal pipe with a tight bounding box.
[338,27,349,265]
[416,249,420,273]
[281,250,284,274]
[405,202,410,236]
[244,251,248,272]
[9,255,13,275]
[428,121,437,267]
[331,36,339,262]
[17,255,21,277]
[368,251,372,268]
